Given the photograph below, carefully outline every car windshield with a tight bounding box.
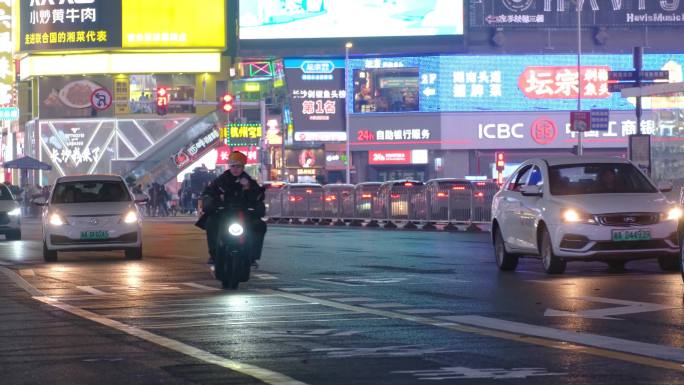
[0,185,12,200]
[51,181,130,204]
[549,163,657,195]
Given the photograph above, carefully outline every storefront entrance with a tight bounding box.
[376,167,426,182]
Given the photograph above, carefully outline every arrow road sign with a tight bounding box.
[620,82,684,98]
[544,296,676,320]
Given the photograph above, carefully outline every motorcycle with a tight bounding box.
[211,203,255,289]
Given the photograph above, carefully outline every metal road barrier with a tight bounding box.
[264,180,498,229]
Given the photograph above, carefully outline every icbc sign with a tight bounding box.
[530,118,558,145]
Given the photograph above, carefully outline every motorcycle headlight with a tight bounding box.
[562,209,596,224]
[7,208,21,216]
[661,207,683,221]
[228,223,244,237]
[49,213,66,226]
[122,210,139,224]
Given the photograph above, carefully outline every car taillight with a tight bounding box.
[437,192,448,198]
[474,191,485,198]
[404,182,413,187]
[475,182,486,187]
[390,194,400,199]
[305,189,313,194]
[325,195,336,202]
[361,193,372,199]
[452,186,466,191]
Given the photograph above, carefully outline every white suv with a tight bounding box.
[491,157,681,274]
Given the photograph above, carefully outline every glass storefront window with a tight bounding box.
[129,74,196,114]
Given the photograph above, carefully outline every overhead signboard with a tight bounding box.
[16,0,225,53]
[345,53,684,113]
[470,0,684,28]
[285,59,346,133]
[239,0,464,40]
[38,76,114,119]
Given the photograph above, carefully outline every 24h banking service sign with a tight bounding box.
[19,0,122,51]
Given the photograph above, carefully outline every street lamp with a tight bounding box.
[345,41,353,184]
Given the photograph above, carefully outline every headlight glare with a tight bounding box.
[665,207,683,221]
[123,210,139,224]
[49,213,65,226]
[228,223,244,237]
[8,208,20,216]
[562,209,595,224]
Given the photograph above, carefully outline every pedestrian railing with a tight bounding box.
[265,180,498,229]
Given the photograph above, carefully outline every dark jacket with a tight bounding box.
[195,171,265,229]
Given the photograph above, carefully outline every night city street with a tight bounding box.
[1,219,682,385]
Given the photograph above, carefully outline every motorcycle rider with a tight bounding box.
[196,151,267,266]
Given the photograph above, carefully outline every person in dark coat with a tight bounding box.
[196,151,267,266]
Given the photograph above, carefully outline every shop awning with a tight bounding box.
[2,156,52,171]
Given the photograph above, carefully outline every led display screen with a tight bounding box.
[353,68,419,113]
[239,0,464,40]
[346,54,684,113]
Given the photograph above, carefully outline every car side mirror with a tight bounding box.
[32,197,47,206]
[657,181,673,193]
[520,185,543,197]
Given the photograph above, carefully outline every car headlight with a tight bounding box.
[562,209,596,224]
[228,223,244,237]
[122,210,139,224]
[7,208,20,216]
[49,213,66,226]
[661,207,683,221]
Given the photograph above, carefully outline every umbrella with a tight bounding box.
[2,156,52,171]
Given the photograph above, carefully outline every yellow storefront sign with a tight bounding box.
[121,0,225,49]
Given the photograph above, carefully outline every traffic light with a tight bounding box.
[495,151,505,172]
[220,93,234,113]
[156,87,169,115]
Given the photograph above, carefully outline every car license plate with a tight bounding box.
[80,230,109,240]
[611,229,651,242]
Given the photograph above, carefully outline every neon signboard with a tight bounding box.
[345,53,684,113]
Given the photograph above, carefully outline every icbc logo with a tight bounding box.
[531,118,558,145]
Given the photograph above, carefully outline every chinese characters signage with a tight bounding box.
[346,54,684,113]
[19,0,122,51]
[216,146,259,165]
[220,123,262,145]
[285,59,346,133]
[173,129,220,169]
[0,1,14,111]
[470,0,684,28]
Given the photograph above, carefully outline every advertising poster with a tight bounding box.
[0,1,14,111]
[19,0,122,51]
[470,0,684,28]
[346,54,684,113]
[39,76,114,119]
[285,148,325,169]
[240,0,464,39]
[285,59,346,133]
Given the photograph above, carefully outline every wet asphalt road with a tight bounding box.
[0,217,683,385]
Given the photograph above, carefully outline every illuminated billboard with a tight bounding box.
[16,0,225,52]
[346,54,684,113]
[239,0,464,40]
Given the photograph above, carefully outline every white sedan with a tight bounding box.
[491,157,681,274]
[35,174,144,262]
[0,183,21,240]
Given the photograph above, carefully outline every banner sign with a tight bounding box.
[346,53,684,113]
[285,59,346,133]
[20,0,122,51]
[285,148,325,169]
[38,76,114,119]
[470,0,684,28]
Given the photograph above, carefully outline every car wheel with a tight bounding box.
[6,230,21,241]
[657,255,679,272]
[494,227,518,271]
[540,227,566,275]
[43,242,57,262]
[125,246,143,260]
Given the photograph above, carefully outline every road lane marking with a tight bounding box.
[32,296,309,385]
[393,367,566,380]
[329,297,376,303]
[77,286,112,295]
[19,269,35,277]
[544,296,677,320]
[302,278,364,287]
[254,273,278,280]
[361,302,410,308]
[0,267,45,297]
[396,308,451,315]
[268,289,684,372]
[443,315,684,367]
[182,282,219,291]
